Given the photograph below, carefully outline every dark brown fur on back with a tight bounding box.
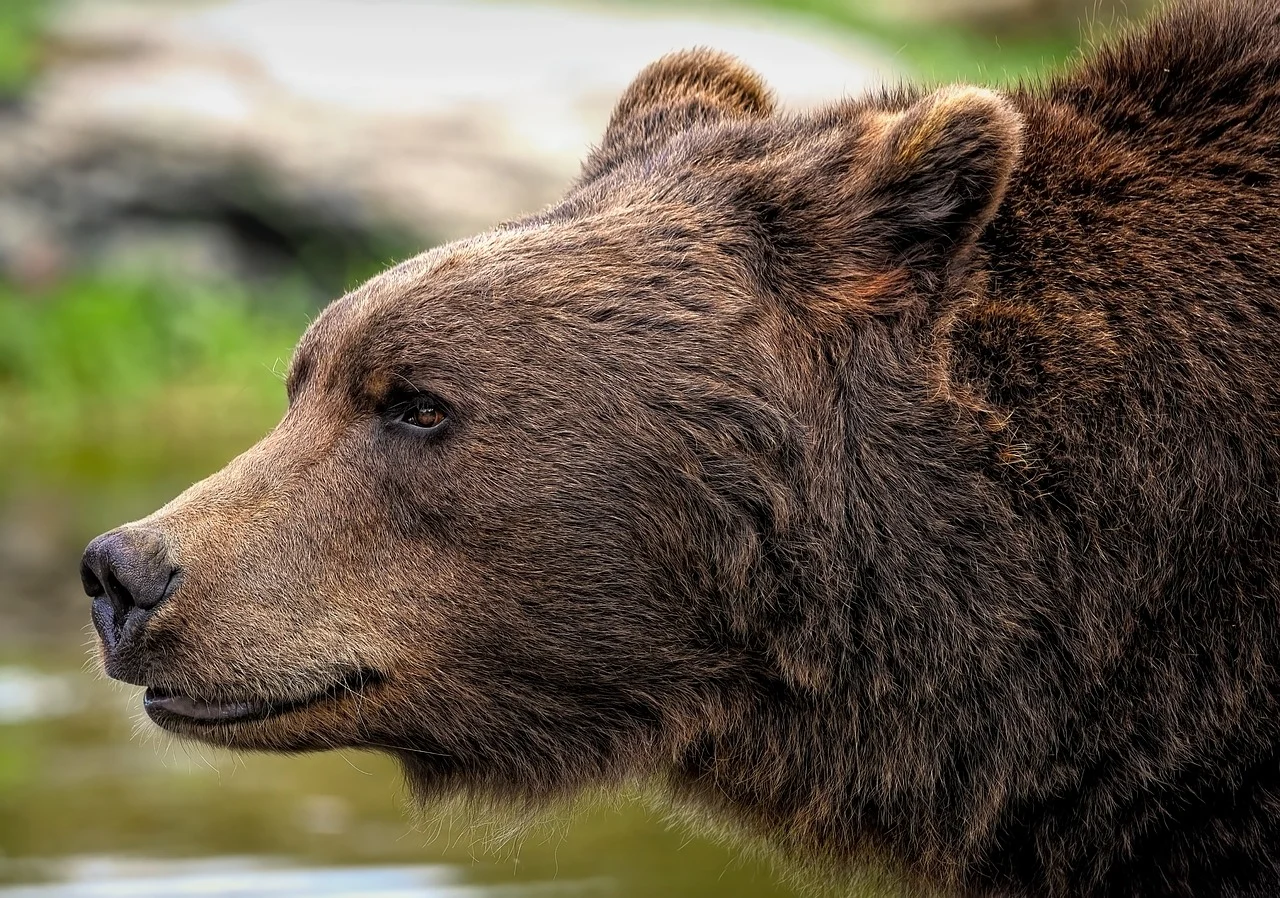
[84,4,1280,897]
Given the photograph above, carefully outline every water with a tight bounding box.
[0,485,801,898]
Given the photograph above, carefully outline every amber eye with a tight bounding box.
[398,398,447,431]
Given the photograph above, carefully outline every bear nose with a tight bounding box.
[81,528,178,650]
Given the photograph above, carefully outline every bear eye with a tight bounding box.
[395,396,448,432]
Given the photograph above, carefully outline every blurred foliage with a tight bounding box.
[0,277,306,487]
[612,0,1151,84]
[0,0,47,97]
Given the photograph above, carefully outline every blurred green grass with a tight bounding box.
[625,0,1100,84]
[0,0,47,98]
[0,278,306,487]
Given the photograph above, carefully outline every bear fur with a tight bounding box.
[84,1,1280,896]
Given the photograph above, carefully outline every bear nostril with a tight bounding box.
[79,557,105,599]
[81,528,178,648]
[105,570,131,615]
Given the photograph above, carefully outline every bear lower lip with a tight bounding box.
[143,690,270,722]
[143,670,380,726]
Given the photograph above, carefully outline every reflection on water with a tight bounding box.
[0,858,610,897]
[0,669,81,725]
[0,486,804,898]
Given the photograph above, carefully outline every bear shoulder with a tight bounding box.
[1049,0,1280,142]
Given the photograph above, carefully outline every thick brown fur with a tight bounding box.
[84,3,1280,896]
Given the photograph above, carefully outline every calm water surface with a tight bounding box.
[0,483,805,898]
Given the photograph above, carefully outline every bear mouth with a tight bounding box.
[143,669,381,726]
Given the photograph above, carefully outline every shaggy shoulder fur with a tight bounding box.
[668,3,1280,896]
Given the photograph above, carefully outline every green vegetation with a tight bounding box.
[0,277,307,486]
[760,3,1084,84]
[611,0,1149,84]
[0,0,47,97]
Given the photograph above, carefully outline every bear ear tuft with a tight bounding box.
[581,49,775,183]
[858,85,1023,282]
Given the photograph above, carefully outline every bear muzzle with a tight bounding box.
[82,523,388,736]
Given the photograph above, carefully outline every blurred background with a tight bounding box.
[0,0,1149,896]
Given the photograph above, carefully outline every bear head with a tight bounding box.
[81,50,1023,805]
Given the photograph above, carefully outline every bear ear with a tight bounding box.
[855,85,1023,286]
[580,49,775,183]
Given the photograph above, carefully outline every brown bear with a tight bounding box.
[80,1,1280,895]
